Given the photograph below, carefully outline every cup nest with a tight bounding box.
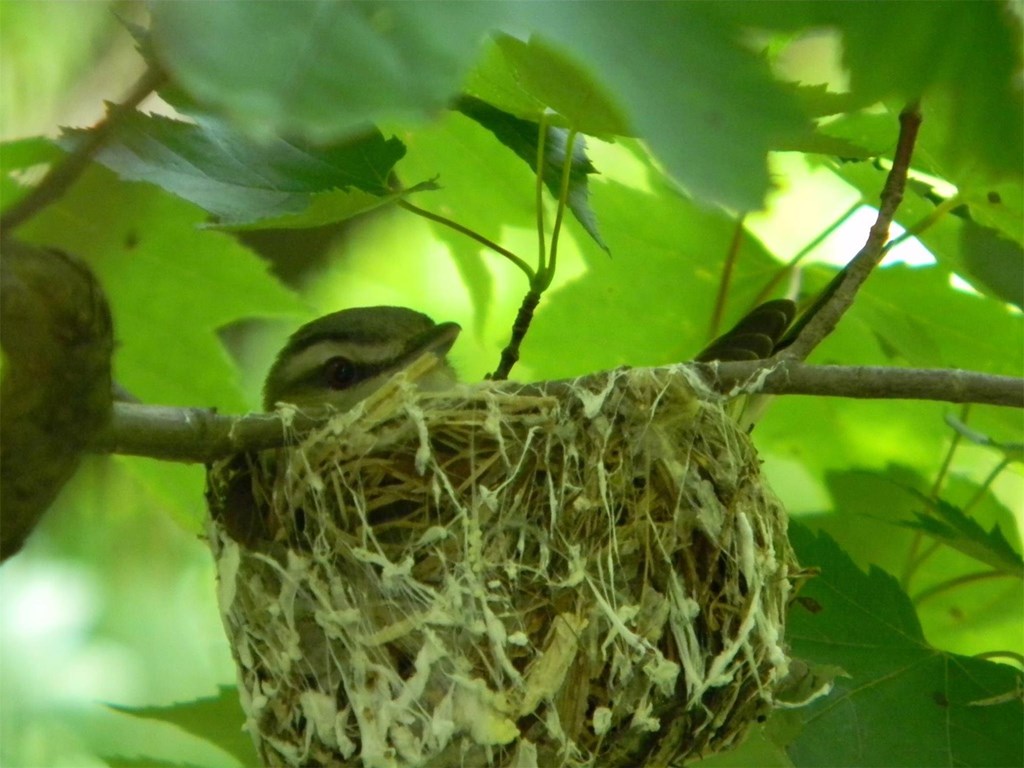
[207,362,798,767]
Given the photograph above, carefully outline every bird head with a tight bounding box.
[262,306,460,411]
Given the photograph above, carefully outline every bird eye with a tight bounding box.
[324,356,358,390]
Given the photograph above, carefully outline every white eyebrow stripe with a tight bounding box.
[273,339,407,388]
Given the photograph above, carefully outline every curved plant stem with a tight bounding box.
[398,199,534,279]
[539,128,578,292]
[973,650,1024,667]
[534,113,550,277]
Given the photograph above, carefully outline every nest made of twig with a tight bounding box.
[207,362,797,768]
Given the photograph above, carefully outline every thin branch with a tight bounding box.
[92,363,1024,464]
[700,361,1023,408]
[397,199,534,278]
[489,290,541,381]
[781,103,923,361]
[707,216,745,340]
[1,66,167,232]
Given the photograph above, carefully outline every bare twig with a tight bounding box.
[1,66,166,232]
[92,363,1024,464]
[489,290,541,380]
[780,103,923,361]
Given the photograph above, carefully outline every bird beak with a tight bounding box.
[394,320,461,371]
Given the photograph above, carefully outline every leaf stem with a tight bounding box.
[884,194,963,253]
[538,128,578,292]
[911,569,1011,605]
[707,216,745,339]
[397,199,534,279]
[533,113,550,276]
[902,404,969,589]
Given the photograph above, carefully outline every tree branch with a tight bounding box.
[91,363,1023,464]
[702,361,1023,408]
[0,66,167,233]
[781,103,923,361]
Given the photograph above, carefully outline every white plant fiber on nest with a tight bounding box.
[207,362,798,768]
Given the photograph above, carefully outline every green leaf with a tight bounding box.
[787,524,1024,768]
[0,135,63,211]
[19,163,304,411]
[847,264,1024,377]
[963,182,1024,247]
[536,4,810,211]
[108,687,256,767]
[835,157,1024,313]
[803,466,1024,661]
[148,3,811,211]
[902,493,1024,578]
[455,96,607,252]
[719,2,1024,187]
[464,33,631,138]
[148,1,507,142]
[61,110,407,226]
[959,221,1024,310]
[526,173,782,378]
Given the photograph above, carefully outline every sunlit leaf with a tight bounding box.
[959,221,1024,310]
[464,33,631,138]
[455,96,607,252]
[718,2,1024,186]
[108,686,256,767]
[535,3,810,210]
